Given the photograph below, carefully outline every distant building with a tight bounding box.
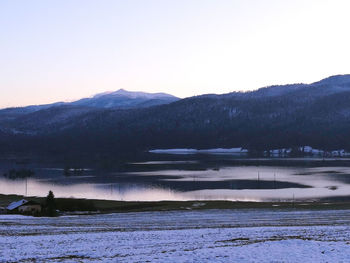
[18,201,42,214]
[7,199,42,214]
[7,199,28,211]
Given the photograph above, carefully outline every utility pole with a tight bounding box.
[25,177,28,196]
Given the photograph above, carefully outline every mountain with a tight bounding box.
[0,89,179,121]
[70,89,179,109]
[1,75,350,156]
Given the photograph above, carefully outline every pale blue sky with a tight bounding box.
[1,0,350,108]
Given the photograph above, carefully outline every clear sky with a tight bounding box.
[1,0,350,108]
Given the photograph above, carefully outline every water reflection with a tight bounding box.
[0,178,187,201]
[1,162,350,201]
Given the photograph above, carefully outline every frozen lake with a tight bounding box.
[1,209,350,262]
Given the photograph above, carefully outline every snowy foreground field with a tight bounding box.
[1,209,350,262]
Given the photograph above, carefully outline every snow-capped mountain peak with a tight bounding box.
[71,89,179,109]
[93,89,177,100]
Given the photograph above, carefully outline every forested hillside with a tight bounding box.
[1,75,350,156]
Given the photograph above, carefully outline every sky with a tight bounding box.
[1,0,350,108]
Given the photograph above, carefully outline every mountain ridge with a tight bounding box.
[0,89,179,120]
[1,74,350,156]
[4,74,350,111]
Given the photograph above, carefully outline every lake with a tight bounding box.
[1,154,350,202]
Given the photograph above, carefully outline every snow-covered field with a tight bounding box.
[1,209,350,262]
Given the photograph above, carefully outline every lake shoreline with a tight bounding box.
[2,194,350,216]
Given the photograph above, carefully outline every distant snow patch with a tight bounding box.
[149,148,248,155]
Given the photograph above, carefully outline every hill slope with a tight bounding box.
[1,75,350,155]
[0,89,179,122]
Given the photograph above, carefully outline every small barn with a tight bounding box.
[7,199,42,215]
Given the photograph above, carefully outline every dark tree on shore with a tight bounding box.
[46,190,57,217]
